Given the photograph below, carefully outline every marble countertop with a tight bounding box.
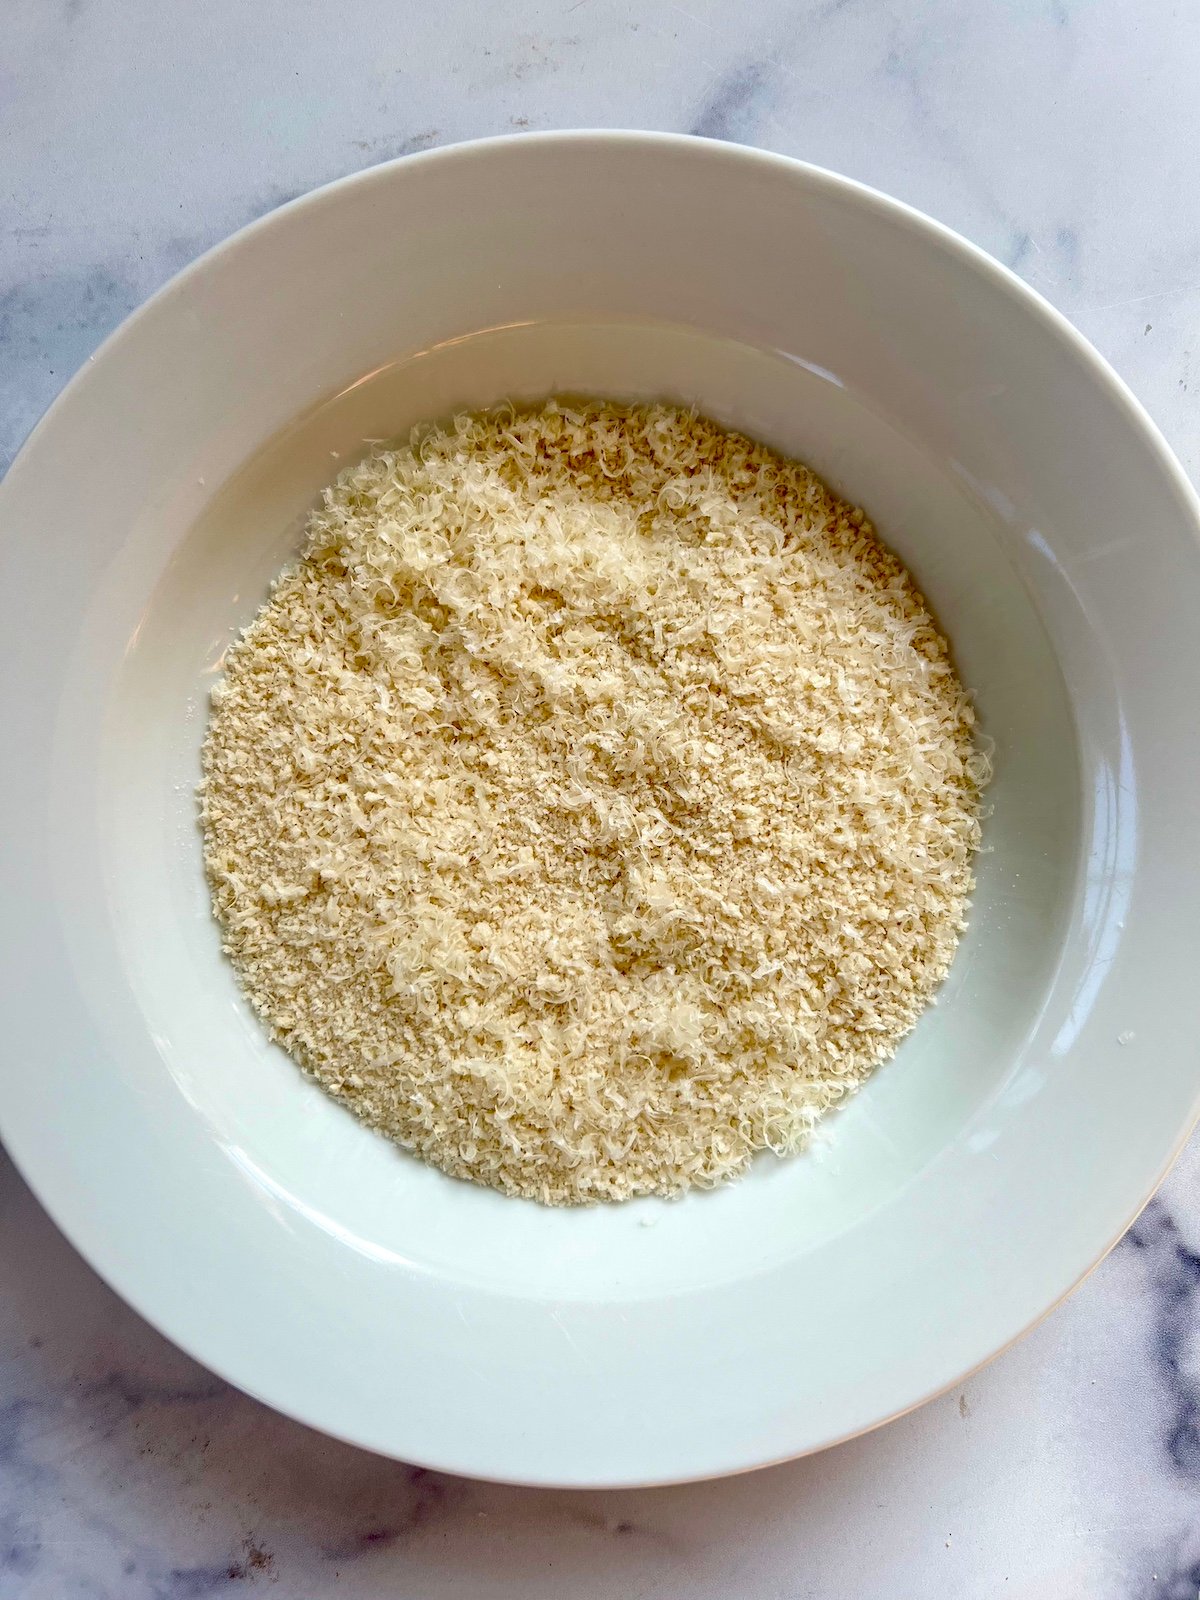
[4,0,1200,1594]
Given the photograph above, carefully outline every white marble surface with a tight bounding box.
[4,0,1200,1593]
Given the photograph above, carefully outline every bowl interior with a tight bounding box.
[102,315,1080,1298]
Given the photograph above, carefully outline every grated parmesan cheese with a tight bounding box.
[200,402,988,1205]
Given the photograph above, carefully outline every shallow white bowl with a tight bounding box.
[2,132,1199,1487]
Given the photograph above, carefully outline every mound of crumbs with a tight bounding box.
[200,401,988,1205]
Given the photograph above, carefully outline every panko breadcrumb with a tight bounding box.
[200,401,987,1204]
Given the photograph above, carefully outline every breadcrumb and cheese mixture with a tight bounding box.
[200,402,987,1204]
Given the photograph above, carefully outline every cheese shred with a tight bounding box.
[200,402,987,1204]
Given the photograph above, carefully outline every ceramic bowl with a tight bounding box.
[2,132,1199,1486]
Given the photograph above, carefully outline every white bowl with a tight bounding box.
[2,132,1199,1488]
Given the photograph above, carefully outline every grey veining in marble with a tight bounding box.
[4,0,1200,1594]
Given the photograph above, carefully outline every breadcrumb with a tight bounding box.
[200,402,987,1204]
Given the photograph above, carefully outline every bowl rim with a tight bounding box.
[3,128,1199,1488]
